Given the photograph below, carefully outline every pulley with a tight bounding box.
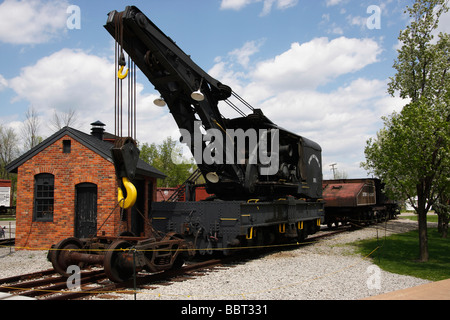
[111,137,140,209]
[118,52,129,79]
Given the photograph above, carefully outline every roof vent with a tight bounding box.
[90,121,105,140]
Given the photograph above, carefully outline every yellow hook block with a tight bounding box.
[118,65,129,80]
[118,177,137,209]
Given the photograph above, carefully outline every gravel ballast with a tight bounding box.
[0,218,432,300]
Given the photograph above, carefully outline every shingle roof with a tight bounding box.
[6,126,166,179]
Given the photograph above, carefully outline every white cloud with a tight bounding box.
[251,37,381,91]
[229,40,265,68]
[261,0,298,16]
[320,13,344,35]
[210,36,383,106]
[209,36,397,178]
[0,75,7,91]
[220,0,255,10]
[7,48,173,144]
[326,0,344,7]
[9,49,114,110]
[255,78,402,178]
[220,0,298,16]
[276,0,298,9]
[330,26,344,35]
[0,0,70,44]
[259,79,387,133]
[346,14,367,29]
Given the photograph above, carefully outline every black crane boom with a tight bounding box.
[105,6,322,200]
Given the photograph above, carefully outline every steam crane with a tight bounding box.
[104,6,323,201]
[48,6,324,283]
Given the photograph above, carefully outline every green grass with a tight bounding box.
[352,228,450,281]
[0,215,15,221]
[399,214,439,223]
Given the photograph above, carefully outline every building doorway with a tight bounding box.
[75,183,98,238]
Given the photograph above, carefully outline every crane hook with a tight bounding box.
[118,177,137,209]
[118,65,129,80]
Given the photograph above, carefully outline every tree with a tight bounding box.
[434,191,449,238]
[334,169,348,179]
[0,125,19,179]
[362,0,450,262]
[21,106,42,150]
[0,125,19,209]
[49,108,78,131]
[139,137,196,188]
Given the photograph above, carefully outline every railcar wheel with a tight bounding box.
[104,240,134,283]
[49,237,84,277]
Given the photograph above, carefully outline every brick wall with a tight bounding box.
[15,135,125,249]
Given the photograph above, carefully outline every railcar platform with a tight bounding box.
[364,278,450,300]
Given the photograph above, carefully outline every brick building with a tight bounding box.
[6,123,165,249]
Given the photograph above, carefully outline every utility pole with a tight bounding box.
[330,163,337,179]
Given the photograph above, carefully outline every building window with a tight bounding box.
[63,140,71,153]
[34,173,54,222]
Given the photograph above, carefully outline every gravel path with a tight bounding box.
[0,218,433,300]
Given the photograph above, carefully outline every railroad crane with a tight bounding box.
[105,6,322,201]
[48,6,324,282]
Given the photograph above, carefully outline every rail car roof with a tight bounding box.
[322,179,376,207]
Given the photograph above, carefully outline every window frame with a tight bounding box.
[33,173,55,222]
[63,140,71,153]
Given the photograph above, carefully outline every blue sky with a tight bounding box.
[1,0,447,178]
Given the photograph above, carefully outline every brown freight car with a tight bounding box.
[322,178,399,228]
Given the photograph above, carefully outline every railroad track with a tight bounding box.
[0,226,354,300]
[0,259,224,300]
[0,238,15,246]
[46,258,224,300]
[0,268,107,300]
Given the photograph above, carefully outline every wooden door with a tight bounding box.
[75,183,97,238]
